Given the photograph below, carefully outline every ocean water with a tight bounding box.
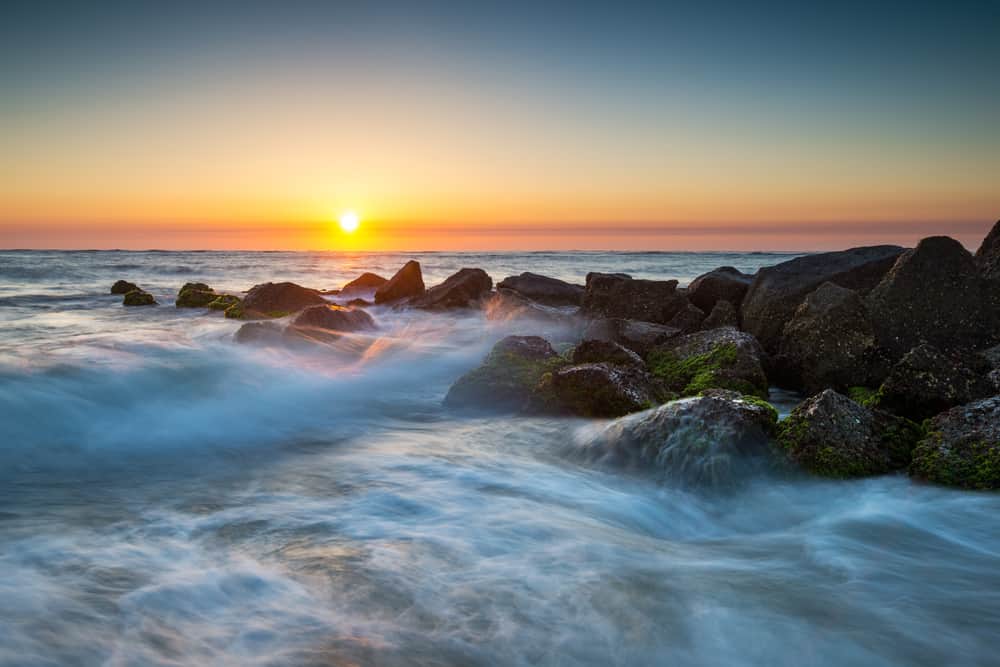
[1,250,998,667]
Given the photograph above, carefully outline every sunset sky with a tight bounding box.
[2,1,998,250]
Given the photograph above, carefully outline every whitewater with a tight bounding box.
[1,250,998,667]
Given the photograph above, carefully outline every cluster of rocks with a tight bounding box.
[108,219,1000,489]
[111,280,157,306]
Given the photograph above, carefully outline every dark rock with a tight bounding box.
[581,273,689,324]
[241,282,326,318]
[575,389,778,488]
[110,280,139,295]
[581,318,681,357]
[340,272,388,295]
[776,282,887,394]
[866,236,996,357]
[666,302,705,333]
[485,288,579,327]
[496,272,584,306]
[291,304,376,332]
[687,267,754,312]
[374,261,425,304]
[975,219,1000,281]
[571,339,644,368]
[234,321,285,345]
[443,336,566,412]
[910,396,1000,489]
[346,298,372,307]
[411,268,492,310]
[741,245,904,353]
[175,282,217,308]
[776,389,922,477]
[701,300,738,329]
[550,363,660,417]
[122,290,156,306]
[648,326,769,398]
[872,343,994,421]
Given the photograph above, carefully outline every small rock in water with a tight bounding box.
[122,289,157,306]
[175,282,217,308]
[110,280,139,295]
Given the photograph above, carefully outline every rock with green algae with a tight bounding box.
[122,289,157,306]
[777,389,923,478]
[646,326,769,399]
[175,282,218,308]
[549,362,663,417]
[909,395,1000,490]
[110,280,139,295]
[207,295,240,311]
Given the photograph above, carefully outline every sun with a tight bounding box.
[339,210,360,233]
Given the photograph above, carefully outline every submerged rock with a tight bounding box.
[575,390,778,488]
[234,321,285,345]
[647,326,768,398]
[581,318,680,357]
[910,396,1000,489]
[122,289,157,306]
[374,260,425,304]
[776,389,922,478]
[687,266,753,312]
[291,304,376,332]
[865,236,995,357]
[411,268,492,310]
[550,363,660,417]
[740,245,904,353]
[241,282,326,318]
[175,282,217,308]
[340,272,388,295]
[581,273,689,324]
[110,280,139,295]
[496,272,584,307]
[776,282,887,394]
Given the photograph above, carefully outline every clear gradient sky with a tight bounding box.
[2,1,998,250]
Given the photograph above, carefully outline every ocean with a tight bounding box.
[1,250,998,666]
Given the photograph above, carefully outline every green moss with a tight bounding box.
[647,343,764,398]
[847,386,881,408]
[224,302,245,319]
[879,417,924,469]
[266,310,291,318]
[740,394,779,424]
[207,295,240,311]
[911,437,1000,490]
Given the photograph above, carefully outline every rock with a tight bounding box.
[346,298,372,308]
[740,245,904,353]
[647,326,769,398]
[550,363,660,417]
[290,304,376,332]
[871,343,994,421]
[443,336,566,412]
[485,288,579,327]
[241,282,326,318]
[701,300,738,329]
[110,280,139,295]
[581,273,690,324]
[687,267,754,312]
[571,339,644,368]
[575,390,778,488]
[340,272,388,295]
[411,268,492,310]
[175,282,217,308]
[234,321,285,345]
[207,295,240,311]
[775,282,887,394]
[975,219,1000,281]
[776,389,922,478]
[865,236,996,357]
[581,318,680,357]
[910,396,1000,489]
[122,290,157,306]
[666,302,705,333]
[495,272,584,306]
[374,260,425,304]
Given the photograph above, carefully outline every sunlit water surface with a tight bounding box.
[1,250,998,666]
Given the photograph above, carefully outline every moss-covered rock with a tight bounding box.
[647,327,768,398]
[207,295,240,311]
[110,280,139,295]
[909,396,1000,489]
[224,301,245,319]
[122,289,157,306]
[175,282,218,308]
[550,363,661,417]
[777,389,923,478]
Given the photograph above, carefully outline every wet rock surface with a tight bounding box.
[496,272,584,306]
[374,260,425,304]
[411,268,492,310]
[910,395,1000,489]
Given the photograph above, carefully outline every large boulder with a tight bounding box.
[110,280,139,295]
[241,282,326,318]
[122,289,157,306]
[574,390,778,488]
[581,318,680,357]
[340,272,387,296]
[647,326,769,398]
[581,273,690,324]
[411,268,492,310]
[571,339,644,368]
[443,336,566,412]
[974,219,1000,281]
[865,236,996,357]
[496,272,584,306]
[776,389,922,478]
[549,363,660,417]
[740,245,904,353]
[175,282,217,308]
[374,260,425,304]
[686,267,753,312]
[290,304,376,332]
[871,343,994,421]
[910,396,1000,489]
[701,300,738,330]
[775,282,887,394]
